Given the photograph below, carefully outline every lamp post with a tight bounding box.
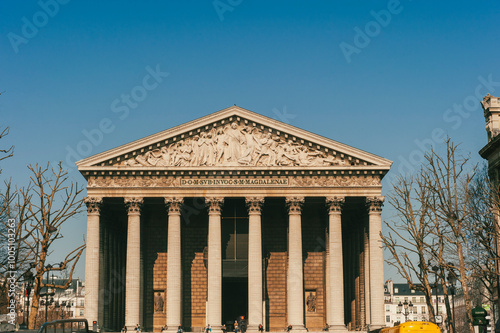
[432,265,440,322]
[21,270,34,328]
[44,264,52,323]
[398,300,414,322]
[447,264,458,333]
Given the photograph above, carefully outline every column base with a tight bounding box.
[368,325,385,331]
[290,325,307,332]
[165,327,182,332]
[246,325,264,333]
[328,324,348,332]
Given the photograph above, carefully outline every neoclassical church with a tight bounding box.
[77,106,392,332]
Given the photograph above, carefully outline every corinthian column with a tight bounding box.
[84,197,102,326]
[326,197,347,332]
[165,197,184,331]
[246,197,264,332]
[124,197,143,330]
[206,197,224,331]
[366,197,384,330]
[286,197,306,332]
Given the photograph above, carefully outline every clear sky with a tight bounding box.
[1,1,499,281]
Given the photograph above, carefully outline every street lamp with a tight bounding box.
[21,269,34,328]
[432,265,440,321]
[447,264,458,333]
[398,300,414,322]
[44,264,53,323]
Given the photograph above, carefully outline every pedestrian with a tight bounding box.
[258,324,263,332]
[135,324,141,332]
[222,324,227,333]
[177,326,183,333]
[121,326,127,333]
[234,320,239,333]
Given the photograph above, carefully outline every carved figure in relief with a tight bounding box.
[224,122,244,164]
[118,120,366,168]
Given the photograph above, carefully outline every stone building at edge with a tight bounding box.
[76,106,393,332]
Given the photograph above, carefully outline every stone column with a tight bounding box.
[124,197,143,330]
[206,197,224,331]
[84,197,102,326]
[326,197,347,332]
[364,227,371,327]
[165,197,184,331]
[366,197,384,330]
[286,197,306,332]
[246,197,264,332]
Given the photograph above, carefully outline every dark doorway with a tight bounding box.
[222,277,248,329]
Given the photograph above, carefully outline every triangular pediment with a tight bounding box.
[76,106,392,171]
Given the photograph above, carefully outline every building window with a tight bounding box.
[412,297,416,303]
[386,305,391,312]
[395,288,399,293]
[420,297,424,303]
[80,300,84,307]
[438,306,443,315]
[395,297,399,302]
[421,306,426,314]
[386,315,391,323]
[80,309,84,316]
[411,289,415,293]
[404,297,408,302]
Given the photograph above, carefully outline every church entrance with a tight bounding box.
[222,277,248,330]
[221,198,249,329]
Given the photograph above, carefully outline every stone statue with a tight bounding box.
[306,292,316,312]
[154,292,164,312]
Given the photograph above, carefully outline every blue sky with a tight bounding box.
[1,1,499,281]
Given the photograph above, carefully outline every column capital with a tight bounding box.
[125,197,143,215]
[245,197,264,215]
[326,197,344,214]
[84,197,103,215]
[286,196,304,215]
[366,196,384,214]
[206,197,224,215]
[165,197,184,215]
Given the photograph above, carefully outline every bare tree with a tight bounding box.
[381,171,437,322]
[421,139,476,333]
[0,162,86,329]
[0,126,14,171]
[383,138,479,333]
[25,163,86,328]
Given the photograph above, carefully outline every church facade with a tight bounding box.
[77,106,392,332]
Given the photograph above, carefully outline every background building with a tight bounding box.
[384,280,451,330]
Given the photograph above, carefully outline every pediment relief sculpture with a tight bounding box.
[115,122,367,168]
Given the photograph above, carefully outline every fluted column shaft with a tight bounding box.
[286,197,306,331]
[246,197,264,331]
[125,198,143,330]
[326,197,347,331]
[166,198,184,331]
[206,197,224,331]
[84,197,102,326]
[366,197,385,329]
